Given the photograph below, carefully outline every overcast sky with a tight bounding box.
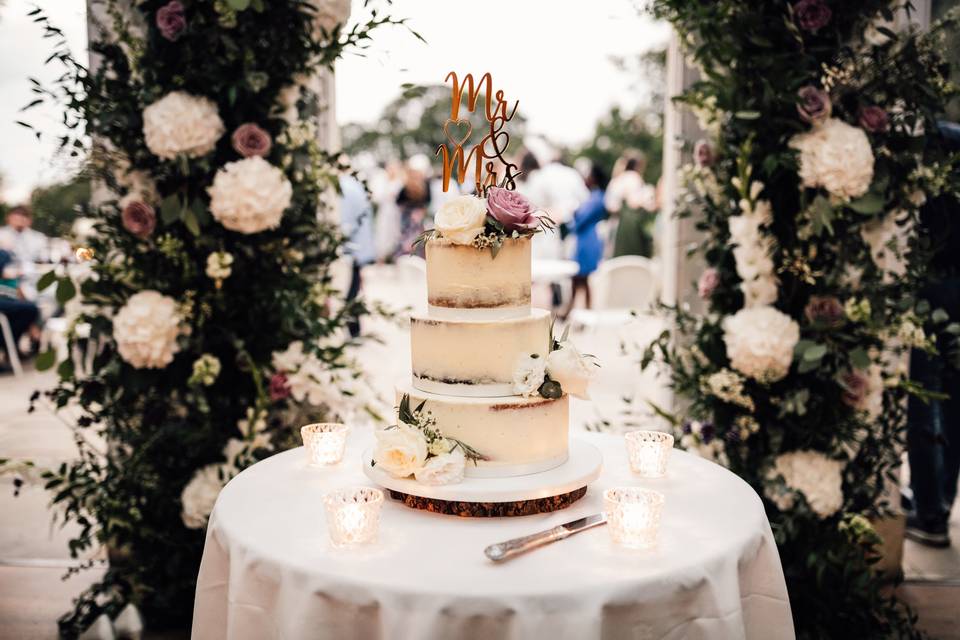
[0,0,667,203]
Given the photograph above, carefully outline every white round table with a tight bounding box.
[531,258,579,283]
[192,431,795,640]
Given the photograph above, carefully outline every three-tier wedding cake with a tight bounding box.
[371,188,597,488]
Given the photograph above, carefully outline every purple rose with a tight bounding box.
[121,200,156,239]
[841,370,869,408]
[804,295,845,327]
[485,187,541,232]
[231,123,272,158]
[858,106,889,133]
[794,0,831,33]
[269,372,291,402]
[694,139,714,168]
[156,1,186,42]
[698,268,720,300]
[797,86,832,125]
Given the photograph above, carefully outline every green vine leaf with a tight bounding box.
[55,278,76,305]
[35,349,57,371]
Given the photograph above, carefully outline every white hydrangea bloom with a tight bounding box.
[723,306,800,383]
[208,157,292,234]
[113,291,183,369]
[765,450,845,519]
[181,463,232,529]
[142,91,224,160]
[789,118,875,200]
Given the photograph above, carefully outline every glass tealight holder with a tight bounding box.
[624,430,674,478]
[301,423,349,466]
[323,487,384,548]
[603,487,665,550]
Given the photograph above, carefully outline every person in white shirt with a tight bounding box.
[0,206,49,301]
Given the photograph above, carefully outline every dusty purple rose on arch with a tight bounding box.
[793,0,832,33]
[232,123,273,158]
[121,200,157,239]
[804,295,845,327]
[156,1,187,42]
[698,267,720,300]
[694,139,714,168]
[269,372,292,402]
[486,187,541,232]
[797,86,831,125]
[858,106,889,133]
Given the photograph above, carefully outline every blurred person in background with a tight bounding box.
[605,150,658,257]
[561,163,609,318]
[396,154,432,257]
[0,205,49,301]
[339,174,376,338]
[372,160,404,262]
[0,249,41,368]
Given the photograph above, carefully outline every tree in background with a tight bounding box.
[28,173,91,237]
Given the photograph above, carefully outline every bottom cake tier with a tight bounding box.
[396,383,569,478]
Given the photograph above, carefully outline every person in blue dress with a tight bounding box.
[561,163,608,318]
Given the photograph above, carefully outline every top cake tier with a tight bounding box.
[425,237,530,320]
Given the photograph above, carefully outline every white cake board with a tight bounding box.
[362,438,603,504]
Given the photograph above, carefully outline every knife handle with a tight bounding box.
[484,525,569,562]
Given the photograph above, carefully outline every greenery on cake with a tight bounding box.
[415,187,554,257]
[645,0,960,636]
[513,323,599,399]
[372,394,487,485]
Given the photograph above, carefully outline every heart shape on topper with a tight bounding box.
[443,118,473,149]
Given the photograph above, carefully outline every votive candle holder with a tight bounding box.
[624,430,674,478]
[301,423,349,466]
[603,487,665,550]
[323,487,384,548]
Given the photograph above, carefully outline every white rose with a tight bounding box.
[434,195,488,245]
[414,448,466,486]
[765,450,844,519]
[113,290,183,369]
[205,251,234,280]
[512,353,546,397]
[142,91,224,160]
[723,306,800,383]
[545,342,597,399]
[308,0,351,38]
[741,275,779,308]
[208,157,292,234]
[373,424,428,479]
[181,463,231,529]
[789,118,875,200]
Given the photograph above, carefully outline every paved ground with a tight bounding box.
[0,265,957,638]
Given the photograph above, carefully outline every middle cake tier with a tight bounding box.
[410,308,551,397]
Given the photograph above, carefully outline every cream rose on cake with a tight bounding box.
[414,447,466,486]
[142,91,224,160]
[723,306,799,383]
[789,118,874,200]
[113,290,184,369]
[434,195,487,244]
[546,342,597,399]
[513,353,546,397]
[373,423,428,479]
[764,450,844,518]
[208,156,292,234]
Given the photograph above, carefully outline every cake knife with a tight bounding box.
[484,514,607,562]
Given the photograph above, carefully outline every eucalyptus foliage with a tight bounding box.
[645,1,960,637]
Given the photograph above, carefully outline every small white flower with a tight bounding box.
[208,156,292,234]
[205,251,234,281]
[373,423,428,479]
[414,448,466,485]
[428,437,452,456]
[236,407,267,438]
[113,291,184,369]
[765,450,844,519]
[271,341,307,372]
[181,463,232,529]
[732,242,775,282]
[741,275,779,308]
[143,91,224,160]
[512,353,546,397]
[723,306,800,383]
[433,195,488,245]
[545,342,597,399]
[860,211,909,280]
[789,118,875,200]
[190,354,221,386]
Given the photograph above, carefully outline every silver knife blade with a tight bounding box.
[484,513,607,562]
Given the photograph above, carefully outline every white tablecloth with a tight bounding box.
[193,431,794,640]
[531,259,579,283]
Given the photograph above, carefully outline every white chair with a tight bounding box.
[569,256,661,331]
[0,313,23,377]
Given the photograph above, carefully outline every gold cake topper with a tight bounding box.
[436,72,521,194]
